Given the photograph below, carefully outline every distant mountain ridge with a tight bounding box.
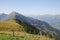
[0,12,60,37]
[0,13,8,21]
[31,15,60,30]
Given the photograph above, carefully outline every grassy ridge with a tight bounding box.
[0,20,55,40]
[0,20,24,31]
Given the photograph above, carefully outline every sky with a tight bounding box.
[0,0,60,16]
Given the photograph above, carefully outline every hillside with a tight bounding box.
[0,12,59,34]
[0,20,23,31]
[0,19,39,34]
[0,11,59,40]
[31,15,60,30]
[0,19,55,40]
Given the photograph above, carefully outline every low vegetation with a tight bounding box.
[0,31,55,40]
[0,20,55,40]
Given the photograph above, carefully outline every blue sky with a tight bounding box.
[0,0,60,16]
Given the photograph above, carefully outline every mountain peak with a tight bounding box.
[9,11,19,15]
[9,11,24,16]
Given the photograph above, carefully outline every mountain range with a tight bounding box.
[0,12,60,39]
[31,15,60,30]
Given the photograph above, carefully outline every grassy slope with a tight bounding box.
[0,20,24,31]
[0,20,55,40]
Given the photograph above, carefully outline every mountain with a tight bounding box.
[0,13,8,21]
[0,12,60,39]
[31,15,60,30]
[0,20,55,40]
